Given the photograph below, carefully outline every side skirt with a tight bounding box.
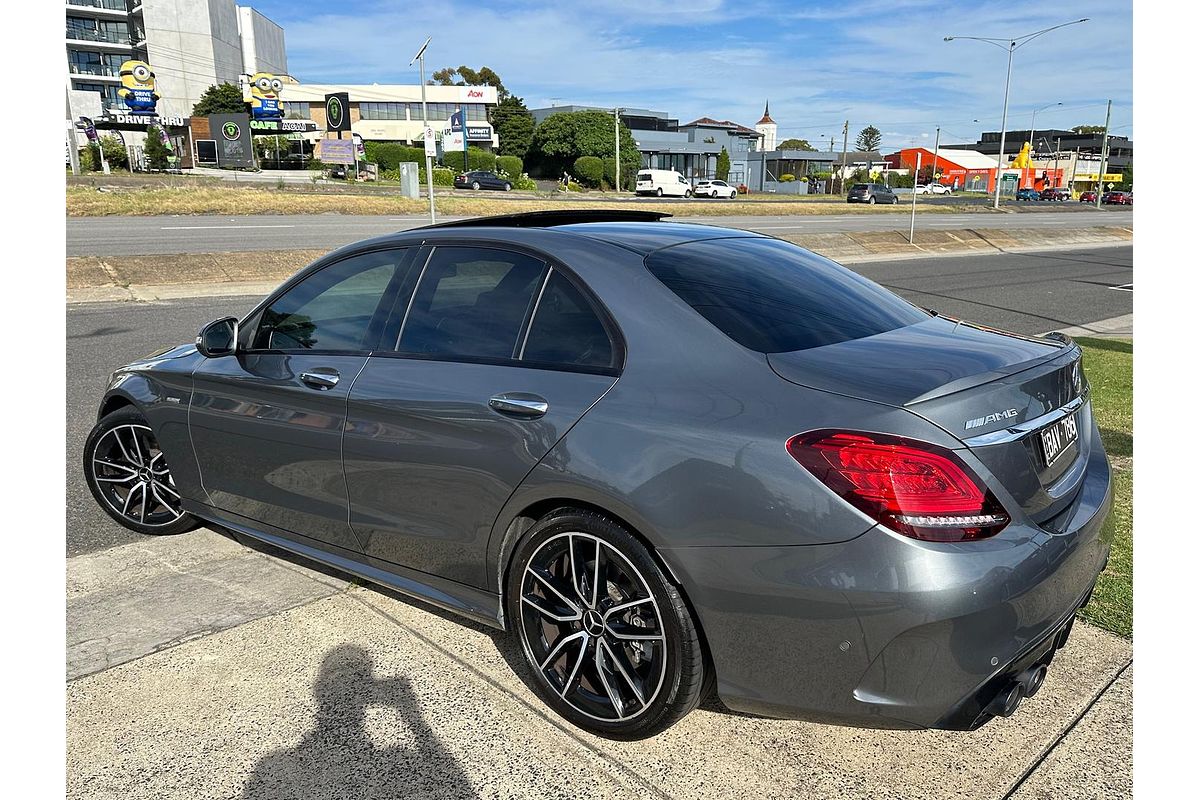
[182,500,505,631]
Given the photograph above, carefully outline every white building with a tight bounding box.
[281,83,500,148]
[66,0,286,120]
[754,101,777,152]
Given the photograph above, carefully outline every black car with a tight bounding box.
[846,183,898,204]
[455,170,513,191]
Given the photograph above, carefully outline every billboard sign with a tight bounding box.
[117,60,160,116]
[324,92,352,132]
[210,113,254,168]
[316,138,356,165]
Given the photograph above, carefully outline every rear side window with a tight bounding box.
[398,246,545,360]
[645,237,928,353]
[521,271,614,369]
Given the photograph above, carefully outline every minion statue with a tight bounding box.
[247,73,284,120]
[117,60,160,116]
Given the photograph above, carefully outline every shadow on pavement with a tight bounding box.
[242,644,477,799]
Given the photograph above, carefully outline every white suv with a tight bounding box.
[694,179,738,199]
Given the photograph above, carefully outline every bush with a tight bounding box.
[442,147,496,172]
[495,155,523,176]
[567,180,584,192]
[428,167,455,186]
[497,168,537,190]
[79,145,96,172]
[364,142,427,171]
[780,173,796,182]
[572,155,604,187]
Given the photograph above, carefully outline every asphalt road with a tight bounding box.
[67,245,1132,556]
[66,209,1133,256]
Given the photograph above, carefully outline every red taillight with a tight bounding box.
[786,430,1009,542]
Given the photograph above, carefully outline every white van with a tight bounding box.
[636,169,693,197]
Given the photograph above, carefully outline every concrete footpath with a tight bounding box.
[66,528,1133,800]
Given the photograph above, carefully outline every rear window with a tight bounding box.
[851,183,868,190]
[637,172,652,181]
[645,237,929,353]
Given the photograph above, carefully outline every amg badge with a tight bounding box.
[965,408,1019,431]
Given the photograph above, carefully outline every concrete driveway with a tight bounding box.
[67,528,1132,800]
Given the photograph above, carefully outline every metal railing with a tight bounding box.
[69,63,120,77]
[67,0,130,11]
[65,26,133,44]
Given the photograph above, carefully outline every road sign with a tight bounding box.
[423,126,436,157]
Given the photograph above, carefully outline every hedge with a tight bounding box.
[496,155,523,176]
[442,147,496,172]
[364,142,426,171]
[573,155,604,187]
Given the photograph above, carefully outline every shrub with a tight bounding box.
[495,155,523,176]
[427,167,455,186]
[497,169,537,190]
[79,146,96,172]
[572,155,604,187]
[780,173,796,182]
[364,142,426,171]
[442,147,496,172]
[737,183,749,194]
[567,180,584,192]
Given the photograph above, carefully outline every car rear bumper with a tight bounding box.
[658,457,1113,730]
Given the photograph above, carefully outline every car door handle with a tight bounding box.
[300,370,340,389]
[488,393,549,418]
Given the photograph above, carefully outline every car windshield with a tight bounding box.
[645,237,929,353]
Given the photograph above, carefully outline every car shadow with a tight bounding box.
[241,643,478,799]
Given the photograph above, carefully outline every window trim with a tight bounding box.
[237,245,417,357]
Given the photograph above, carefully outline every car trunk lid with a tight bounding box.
[768,316,1089,522]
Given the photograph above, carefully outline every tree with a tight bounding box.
[144,126,171,171]
[778,138,817,151]
[1071,124,1106,134]
[716,147,730,181]
[1119,160,1132,191]
[431,65,509,101]
[854,125,882,152]
[526,110,639,181]
[492,95,534,159]
[99,134,128,169]
[192,82,247,116]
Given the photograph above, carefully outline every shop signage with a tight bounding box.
[209,112,254,168]
[324,92,352,132]
[316,138,356,165]
[249,118,319,134]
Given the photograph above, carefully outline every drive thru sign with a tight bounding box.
[424,126,437,157]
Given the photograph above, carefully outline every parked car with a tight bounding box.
[636,169,693,197]
[1039,187,1072,202]
[913,183,951,195]
[84,210,1110,739]
[1015,188,1041,201]
[455,170,512,191]
[328,164,348,180]
[846,183,898,204]
[1078,191,1098,203]
[1101,191,1132,205]
[694,179,738,199]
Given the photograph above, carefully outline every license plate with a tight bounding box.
[1039,410,1079,467]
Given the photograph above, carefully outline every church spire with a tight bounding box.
[757,100,775,125]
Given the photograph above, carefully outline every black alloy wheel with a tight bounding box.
[508,509,710,739]
[84,406,196,536]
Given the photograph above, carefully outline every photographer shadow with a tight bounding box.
[243,644,477,799]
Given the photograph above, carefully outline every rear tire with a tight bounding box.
[84,406,197,536]
[504,183,512,192]
[507,508,710,739]
[868,196,876,205]
[656,188,663,197]
[685,190,693,198]
[472,181,481,190]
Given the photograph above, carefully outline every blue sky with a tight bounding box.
[249,0,1132,150]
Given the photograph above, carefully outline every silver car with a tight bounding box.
[84,210,1112,739]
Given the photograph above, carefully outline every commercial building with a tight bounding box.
[529,103,765,183]
[886,145,1121,195]
[942,128,1132,171]
[66,0,286,120]
[279,84,500,148]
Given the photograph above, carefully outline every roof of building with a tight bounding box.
[757,101,776,126]
[914,148,997,169]
[285,83,499,104]
[680,117,760,136]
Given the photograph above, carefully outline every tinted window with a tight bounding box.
[851,183,868,190]
[645,237,928,353]
[398,246,545,360]
[522,271,614,369]
[252,250,403,351]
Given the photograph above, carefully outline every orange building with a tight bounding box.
[885,147,1065,193]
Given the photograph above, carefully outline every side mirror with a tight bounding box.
[196,317,239,358]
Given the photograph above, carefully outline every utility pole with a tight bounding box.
[614,107,621,192]
[838,120,849,194]
[930,126,941,186]
[1095,99,1112,208]
[1054,137,1061,188]
[410,37,436,224]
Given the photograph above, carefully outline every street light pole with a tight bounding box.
[614,107,621,192]
[1030,102,1062,153]
[944,18,1088,210]
[410,36,436,225]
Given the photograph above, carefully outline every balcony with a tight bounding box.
[65,26,134,46]
[66,0,130,11]
[69,63,120,78]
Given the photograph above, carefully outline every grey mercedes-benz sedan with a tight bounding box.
[84,210,1113,739]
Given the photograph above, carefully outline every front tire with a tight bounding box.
[472,181,481,190]
[84,406,197,536]
[656,187,663,197]
[868,196,876,205]
[507,508,709,739]
[504,183,512,191]
[684,190,693,198]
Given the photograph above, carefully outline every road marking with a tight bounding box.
[1110,283,1133,292]
[159,225,297,230]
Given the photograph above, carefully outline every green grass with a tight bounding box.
[1073,337,1132,638]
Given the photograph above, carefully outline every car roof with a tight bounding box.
[325,211,767,258]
